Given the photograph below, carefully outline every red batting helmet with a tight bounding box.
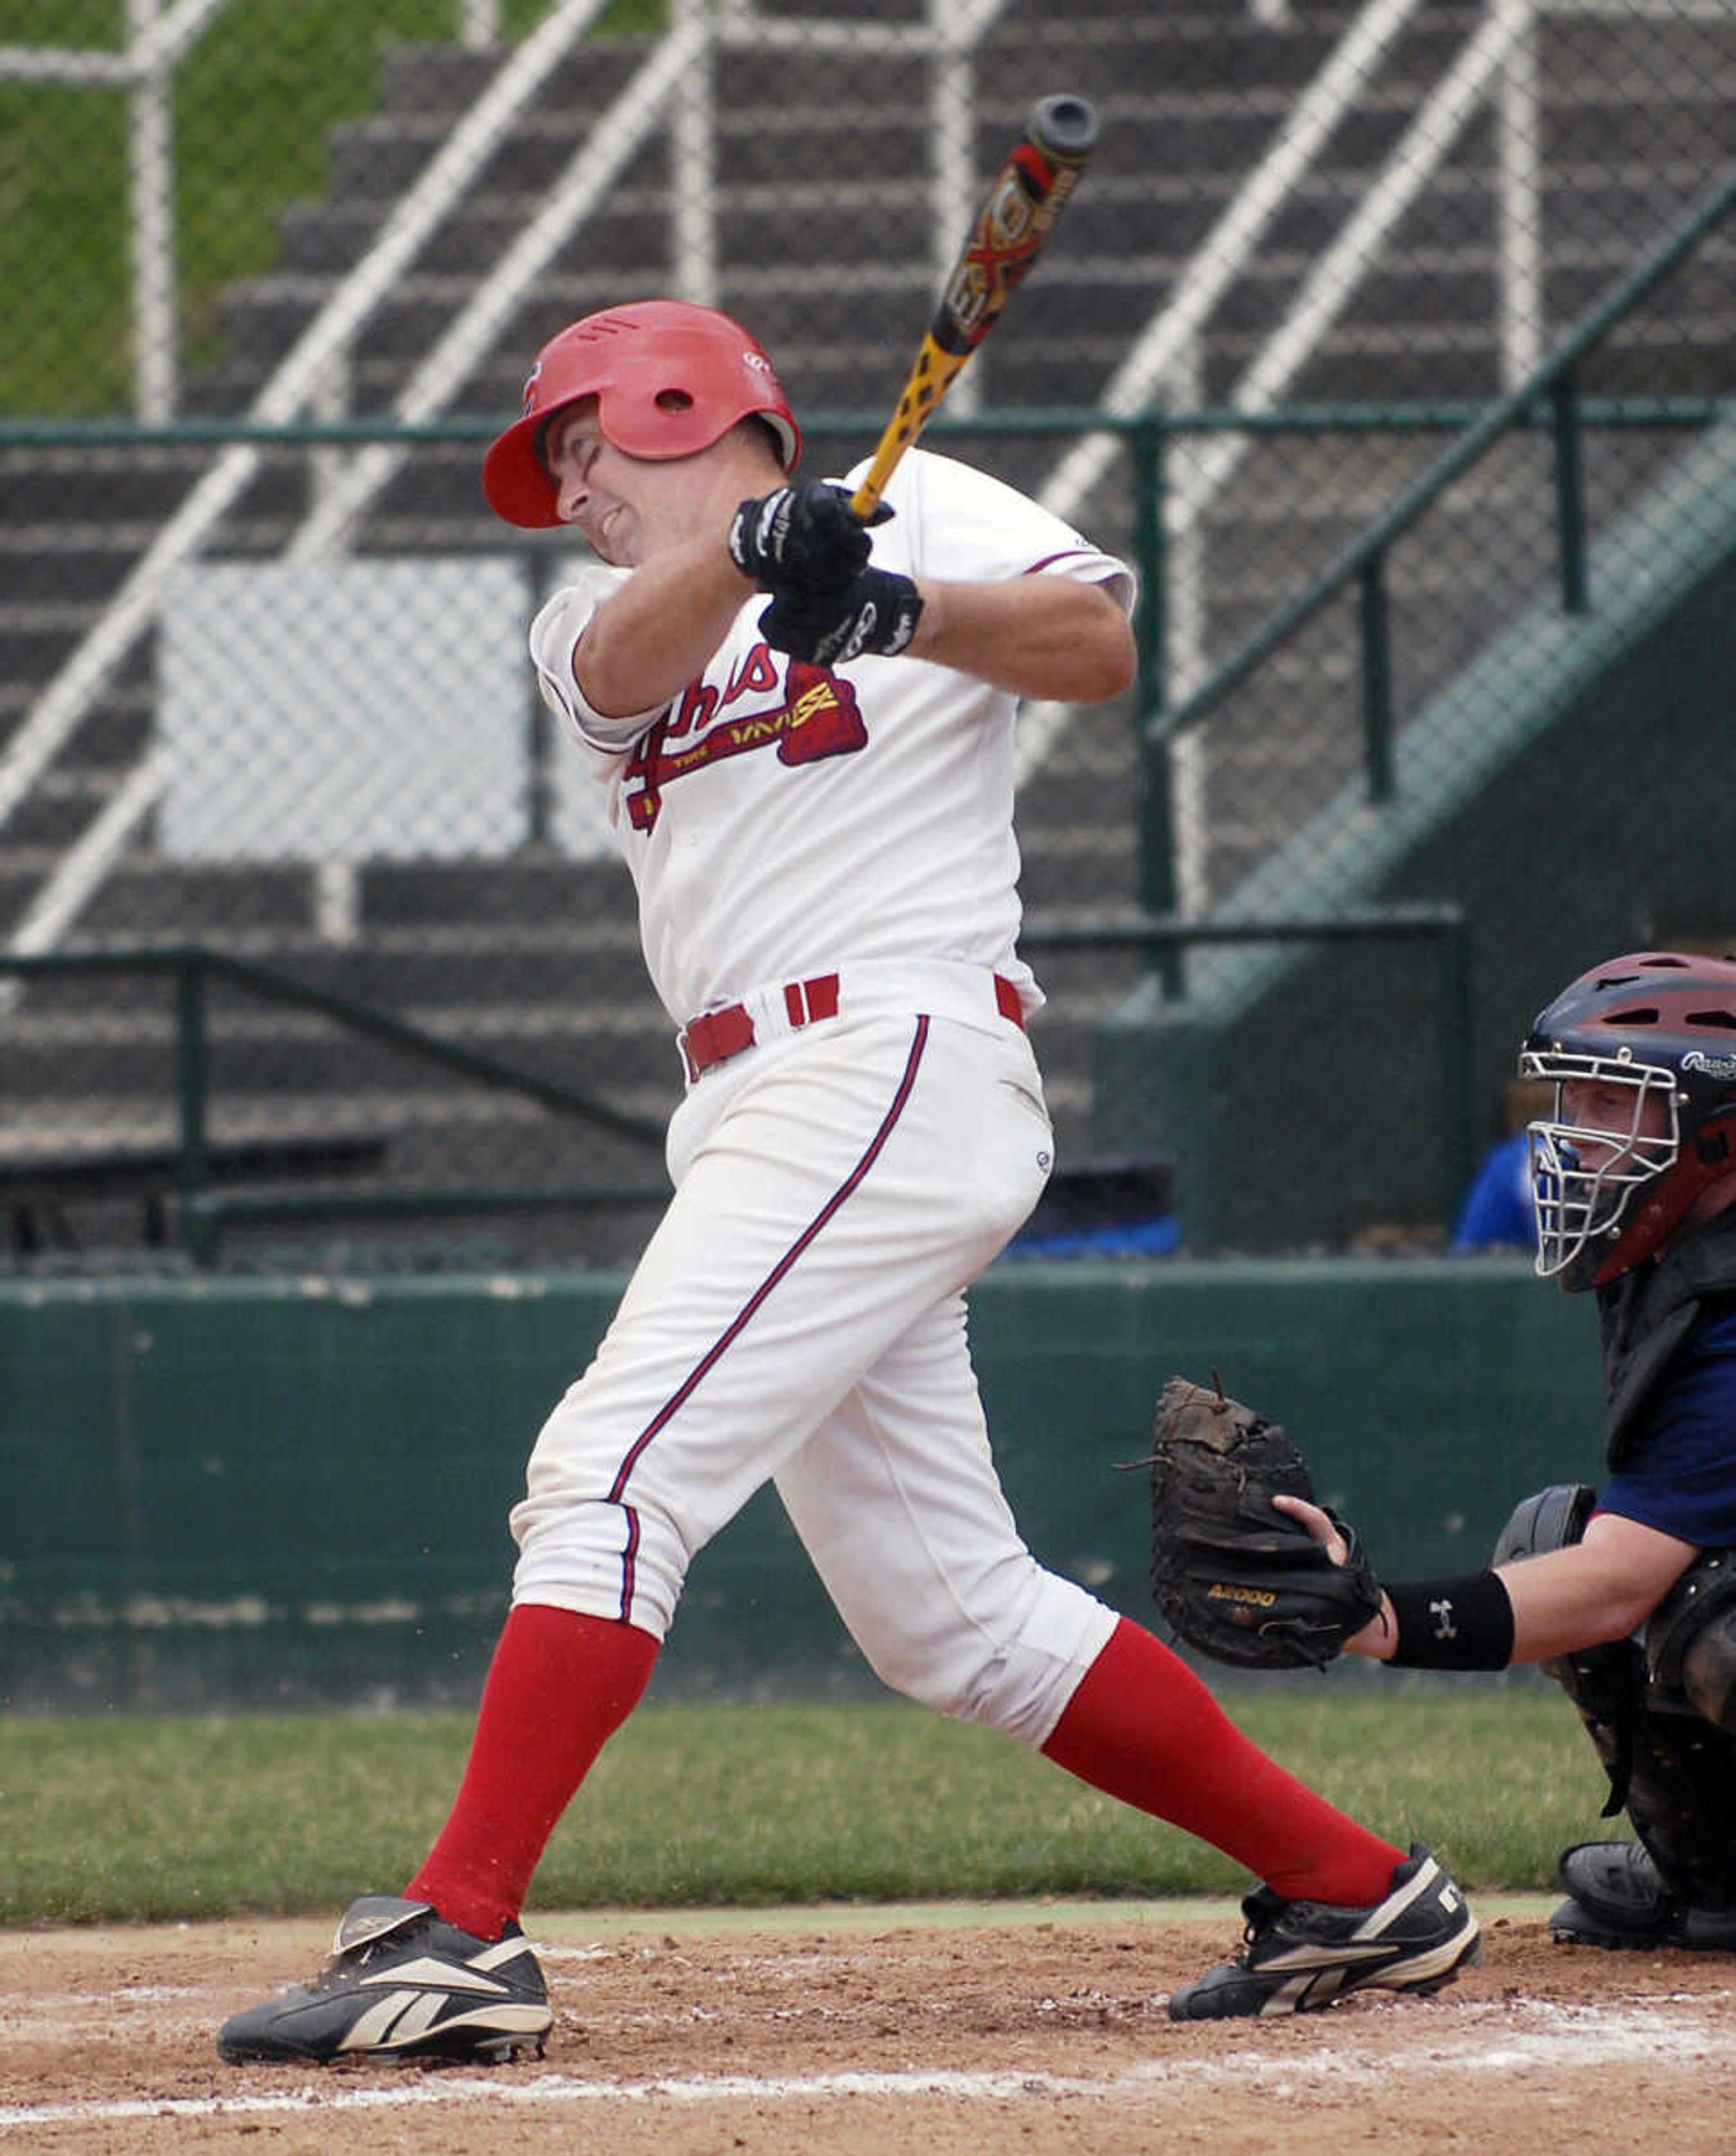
[1520,950,1736,1290]
[482,300,801,528]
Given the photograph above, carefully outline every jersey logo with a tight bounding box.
[625,651,867,831]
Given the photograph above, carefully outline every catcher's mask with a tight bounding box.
[482,300,801,529]
[1520,950,1736,1291]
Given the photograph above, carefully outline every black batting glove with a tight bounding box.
[728,481,882,591]
[759,566,925,668]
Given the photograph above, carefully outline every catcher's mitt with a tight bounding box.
[1140,1374,1384,1671]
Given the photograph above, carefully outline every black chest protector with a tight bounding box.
[1598,1209,1736,1471]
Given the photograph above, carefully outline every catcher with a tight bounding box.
[1151,951,1736,1956]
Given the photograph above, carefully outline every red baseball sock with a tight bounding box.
[1041,1617,1403,1907]
[407,1603,659,1941]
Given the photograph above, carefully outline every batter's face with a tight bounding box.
[543,401,693,566]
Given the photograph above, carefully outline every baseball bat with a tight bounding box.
[848,93,1099,523]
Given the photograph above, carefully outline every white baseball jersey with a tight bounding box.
[527,449,1135,1034]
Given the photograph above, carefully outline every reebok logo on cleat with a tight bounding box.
[361,1953,517,1993]
[1264,1939,1402,1966]
[342,1990,551,2054]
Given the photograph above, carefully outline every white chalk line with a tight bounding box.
[0,1999,1727,2130]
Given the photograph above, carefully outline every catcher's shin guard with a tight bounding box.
[1625,1552,1736,1912]
[1644,1549,1736,1731]
[1604,1712,1736,1912]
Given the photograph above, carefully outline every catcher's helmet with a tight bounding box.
[1520,950,1736,1290]
[482,300,800,528]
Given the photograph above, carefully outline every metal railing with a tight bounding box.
[1149,164,1736,909]
[0,909,1470,1262]
[0,947,669,1265]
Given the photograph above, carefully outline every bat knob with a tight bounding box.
[1029,94,1099,160]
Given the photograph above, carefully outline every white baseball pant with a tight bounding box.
[509,999,1118,1748]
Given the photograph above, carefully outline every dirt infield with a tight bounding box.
[4,1899,1735,2152]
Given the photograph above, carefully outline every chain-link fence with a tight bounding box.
[2,0,1732,1269]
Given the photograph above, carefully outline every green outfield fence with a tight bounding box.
[3,1,1734,1271]
[0,1254,1605,1710]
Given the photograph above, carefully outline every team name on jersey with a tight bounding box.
[626,647,868,831]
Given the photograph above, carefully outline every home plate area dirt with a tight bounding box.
[4,1902,1735,2153]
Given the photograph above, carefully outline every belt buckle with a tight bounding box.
[682,1003,757,1081]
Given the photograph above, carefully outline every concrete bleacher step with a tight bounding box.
[0,990,680,1102]
[0,770,129,851]
[0,1082,673,1162]
[69,862,332,938]
[8,922,652,1017]
[0,527,161,612]
[354,853,630,927]
[236,935,653,1014]
[317,102,661,207]
[2,452,201,528]
[59,855,645,941]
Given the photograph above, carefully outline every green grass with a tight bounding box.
[0,0,669,414]
[0,1687,1603,1927]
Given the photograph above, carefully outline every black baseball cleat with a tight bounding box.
[1550,1841,1736,1952]
[1167,1844,1480,2020]
[217,1895,553,2065]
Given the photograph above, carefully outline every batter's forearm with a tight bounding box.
[576,539,758,720]
[905,577,1134,704]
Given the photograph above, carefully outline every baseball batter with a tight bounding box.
[217,301,1476,2065]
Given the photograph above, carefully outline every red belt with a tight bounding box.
[680,971,1025,1081]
